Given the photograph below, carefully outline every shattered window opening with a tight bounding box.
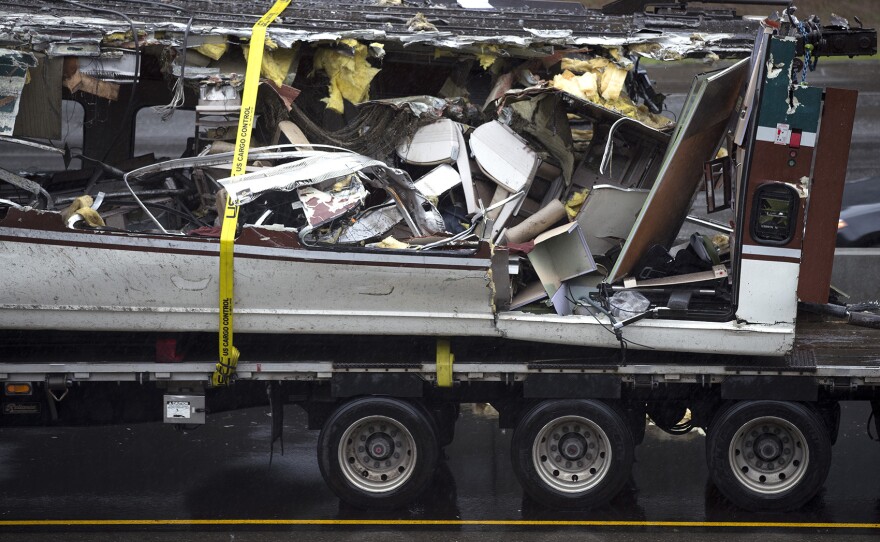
[0,100,84,172]
[134,106,196,160]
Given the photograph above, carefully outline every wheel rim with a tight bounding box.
[728,415,809,495]
[532,415,611,494]
[338,415,417,494]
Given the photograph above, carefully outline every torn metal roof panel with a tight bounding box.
[0,0,762,59]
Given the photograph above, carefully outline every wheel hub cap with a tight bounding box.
[560,433,587,461]
[366,433,394,460]
[754,435,782,461]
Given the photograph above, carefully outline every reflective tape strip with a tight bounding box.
[214,0,291,387]
[741,245,801,259]
[755,126,817,147]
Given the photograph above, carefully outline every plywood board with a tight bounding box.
[13,55,62,139]
[798,88,858,303]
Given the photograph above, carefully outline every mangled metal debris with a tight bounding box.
[0,0,877,325]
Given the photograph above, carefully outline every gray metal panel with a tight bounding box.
[607,59,750,283]
[721,375,818,401]
[523,374,620,399]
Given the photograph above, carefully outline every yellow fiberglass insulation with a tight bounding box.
[61,195,105,227]
[564,189,590,221]
[196,42,228,61]
[242,44,298,87]
[561,58,628,101]
[372,236,411,249]
[475,45,501,71]
[313,39,381,113]
[599,64,627,101]
[551,63,673,130]
[552,70,598,100]
[560,57,610,73]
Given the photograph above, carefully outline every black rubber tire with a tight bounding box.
[706,400,831,512]
[510,399,634,509]
[317,397,439,510]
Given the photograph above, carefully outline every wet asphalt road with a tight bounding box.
[0,401,878,540]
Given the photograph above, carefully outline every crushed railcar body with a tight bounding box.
[3,0,873,354]
[1,0,880,514]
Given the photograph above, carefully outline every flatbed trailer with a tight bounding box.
[2,317,879,511]
[1,0,880,516]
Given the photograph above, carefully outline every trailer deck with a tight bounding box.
[1,317,878,386]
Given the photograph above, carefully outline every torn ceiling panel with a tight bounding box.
[0,1,765,60]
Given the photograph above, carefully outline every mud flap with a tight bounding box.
[872,401,880,442]
[269,381,284,463]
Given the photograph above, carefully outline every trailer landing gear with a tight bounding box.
[511,400,635,508]
[707,401,832,512]
[317,397,439,509]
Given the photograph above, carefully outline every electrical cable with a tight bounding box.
[59,0,142,163]
[154,12,194,119]
[569,291,658,351]
[121,0,196,119]
[567,292,629,364]
[109,198,211,228]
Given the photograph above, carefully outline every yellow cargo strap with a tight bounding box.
[213,0,291,387]
[436,339,454,388]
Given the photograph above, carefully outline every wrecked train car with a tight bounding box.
[2,0,880,514]
[0,0,804,351]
